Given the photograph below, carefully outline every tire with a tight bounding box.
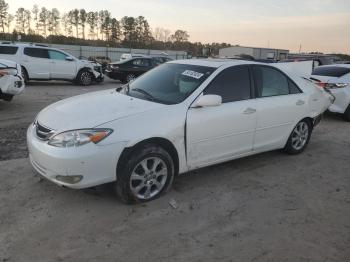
[1,94,13,102]
[343,105,350,121]
[116,144,175,204]
[21,66,29,83]
[284,119,312,155]
[125,73,136,83]
[77,70,93,86]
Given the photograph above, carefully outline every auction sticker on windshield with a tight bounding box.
[182,70,204,79]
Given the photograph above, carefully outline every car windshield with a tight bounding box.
[126,63,215,104]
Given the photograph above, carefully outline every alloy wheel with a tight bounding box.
[129,157,168,200]
[291,122,309,150]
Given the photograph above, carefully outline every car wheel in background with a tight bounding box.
[284,119,312,155]
[21,66,28,83]
[77,70,93,86]
[343,105,350,121]
[116,144,175,204]
[126,73,136,83]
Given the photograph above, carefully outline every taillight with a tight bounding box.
[316,82,347,89]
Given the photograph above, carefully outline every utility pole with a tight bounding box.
[299,44,302,53]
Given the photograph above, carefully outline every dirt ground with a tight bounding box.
[0,78,349,262]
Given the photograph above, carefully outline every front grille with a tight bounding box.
[35,122,54,140]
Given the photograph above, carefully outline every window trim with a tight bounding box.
[23,47,49,59]
[0,46,19,55]
[251,64,302,99]
[202,65,254,104]
[48,49,69,60]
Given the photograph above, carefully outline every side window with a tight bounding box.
[289,80,302,94]
[204,66,251,103]
[133,59,150,67]
[0,46,18,55]
[49,50,68,60]
[253,66,289,97]
[24,47,49,59]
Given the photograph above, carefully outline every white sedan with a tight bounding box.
[311,64,350,121]
[0,59,25,101]
[27,59,332,203]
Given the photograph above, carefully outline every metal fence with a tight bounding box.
[46,44,187,62]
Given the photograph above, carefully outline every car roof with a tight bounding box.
[315,64,350,69]
[168,59,259,68]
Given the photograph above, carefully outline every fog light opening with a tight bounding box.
[56,175,83,184]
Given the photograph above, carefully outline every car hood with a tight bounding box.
[37,89,165,131]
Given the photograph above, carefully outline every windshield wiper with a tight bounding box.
[131,88,155,101]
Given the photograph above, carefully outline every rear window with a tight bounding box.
[312,67,350,77]
[24,47,49,59]
[0,46,18,55]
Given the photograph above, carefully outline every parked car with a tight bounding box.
[0,43,103,86]
[311,64,350,120]
[106,56,173,83]
[120,53,146,61]
[0,59,25,101]
[88,56,111,73]
[27,60,332,203]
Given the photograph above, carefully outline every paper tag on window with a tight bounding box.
[182,70,204,79]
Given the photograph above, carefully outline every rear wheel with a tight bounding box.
[343,105,350,121]
[284,119,312,155]
[116,144,175,204]
[77,70,93,86]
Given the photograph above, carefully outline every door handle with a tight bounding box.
[243,108,256,114]
[296,100,305,106]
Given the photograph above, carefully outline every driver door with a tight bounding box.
[186,65,257,169]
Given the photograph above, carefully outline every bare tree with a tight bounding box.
[5,13,12,33]
[62,13,73,36]
[79,9,87,39]
[48,8,60,35]
[32,4,39,34]
[39,7,50,37]
[68,9,79,38]
[87,11,98,39]
[0,0,8,32]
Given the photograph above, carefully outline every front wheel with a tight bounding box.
[77,70,93,86]
[116,144,175,204]
[284,119,312,155]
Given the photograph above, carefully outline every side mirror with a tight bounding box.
[65,57,74,61]
[193,94,222,108]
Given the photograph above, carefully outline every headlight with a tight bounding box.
[48,129,113,148]
[0,68,17,76]
[94,66,101,72]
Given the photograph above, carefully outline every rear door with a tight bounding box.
[22,47,50,79]
[186,65,257,168]
[48,50,76,79]
[252,65,307,151]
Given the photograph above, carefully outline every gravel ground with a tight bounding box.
[0,78,349,262]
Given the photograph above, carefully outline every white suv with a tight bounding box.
[0,43,103,86]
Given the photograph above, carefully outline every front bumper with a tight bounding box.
[0,75,24,95]
[27,124,126,189]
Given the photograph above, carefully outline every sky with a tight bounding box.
[9,0,350,54]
